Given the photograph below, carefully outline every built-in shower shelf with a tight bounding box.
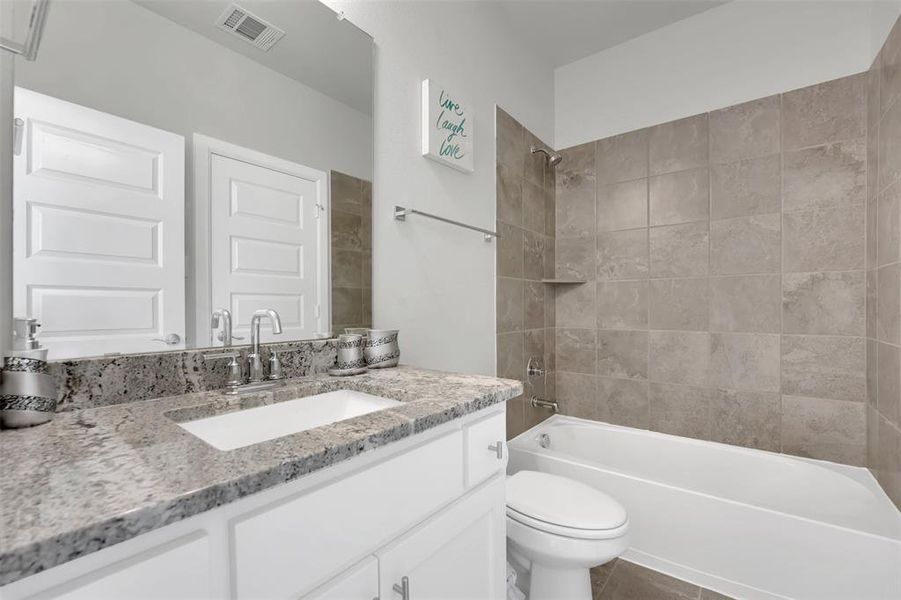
[541,279,587,284]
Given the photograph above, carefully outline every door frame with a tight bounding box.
[192,134,330,347]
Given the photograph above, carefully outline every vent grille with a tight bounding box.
[216,3,284,51]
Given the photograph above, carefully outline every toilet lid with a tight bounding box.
[506,471,627,531]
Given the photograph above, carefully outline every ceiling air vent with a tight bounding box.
[216,3,285,51]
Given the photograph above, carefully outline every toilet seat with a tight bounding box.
[506,471,628,540]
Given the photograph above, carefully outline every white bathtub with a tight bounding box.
[507,415,901,600]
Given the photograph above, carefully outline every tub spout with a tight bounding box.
[530,396,559,413]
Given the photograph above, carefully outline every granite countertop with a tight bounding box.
[0,367,521,586]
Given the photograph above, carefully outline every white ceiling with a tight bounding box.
[134,0,373,114]
[492,0,728,68]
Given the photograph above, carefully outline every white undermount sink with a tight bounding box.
[177,390,403,451]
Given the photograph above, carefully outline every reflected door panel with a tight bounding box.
[210,155,322,344]
[13,88,185,359]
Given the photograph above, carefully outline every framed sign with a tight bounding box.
[421,79,474,173]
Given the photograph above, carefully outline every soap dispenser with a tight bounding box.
[0,318,57,428]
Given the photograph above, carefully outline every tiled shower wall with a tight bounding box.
[867,20,901,508]
[495,107,557,439]
[330,171,373,334]
[554,73,874,467]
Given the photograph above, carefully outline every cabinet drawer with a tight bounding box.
[232,431,463,599]
[303,557,378,600]
[464,411,506,487]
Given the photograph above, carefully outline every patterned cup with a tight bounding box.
[363,329,400,368]
[336,334,367,371]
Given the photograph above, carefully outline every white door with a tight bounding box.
[304,557,379,600]
[377,477,507,600]
[207,145,327,345]
[13,87,185,359]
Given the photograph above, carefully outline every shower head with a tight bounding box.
[530,145,563,168]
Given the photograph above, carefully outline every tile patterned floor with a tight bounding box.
[590,559,734,600]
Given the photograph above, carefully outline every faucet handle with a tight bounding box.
[269,351,284,380]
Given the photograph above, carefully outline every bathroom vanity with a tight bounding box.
[0,368,521,599]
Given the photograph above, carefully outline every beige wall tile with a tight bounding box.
[362,251,371,289]
[879,88,901,192]
[597,179,648,232]
[783,271,865,336]
[597,129,649,184]
[709,332,781,392]
[331,210,362,251]
[596,229,648,281]
[544,285,556,328]
[649,167,709,226]
[868,404,881,475]
[868,269,878,338]
[782,73,866,150]
[650,221,709,277]
[557,371,598,418]
[523,229,545,281]
[523,179,546,234]
[497,107,524,177]
[782,335,866,402]
[497,331,524,380]
[523,280,545,331]
[649,382,712,439]
[544,177,556,237]
[524,129,547,187]
[876,415,901,507]
[543,235,556,279]
[877,263,901,344]
[361,288,372,325]
[597,377,650,428]
[649,331,709,386]
[709,390,781,451]
[782,395,866,466]
[868,338,878,406]
[877,342,901,426]
[710,155,781,220]
[868,195,878,270]
[557,282,596,329]
[709,95,781,164]
[331,248,363,288]
[783,139,866,212]
[649,278,708,331]
[497,164,522,227]
[877,179,901,266]
[597,281,648,329]
[556,142,596,238]
[505,395,526,440]
[496,277,523,333]
[524,329,545,369]
[597,330,648,380]
[556,236,596,281]
[332,286,363,325]
[497,221,524,278]
[709,274,781,333]
[881,17,901,119]
[649,114,709,176]
[783,205,865,272]
[710,214,781,275]
[557,328,597,375]
[331,171,362,215]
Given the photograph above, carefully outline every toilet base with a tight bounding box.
[529,563,592,600]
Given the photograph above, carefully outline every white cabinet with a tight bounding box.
[304,558,378,600]
[377,477,506,600]
[14,534,214,600]
[0,407,506,600]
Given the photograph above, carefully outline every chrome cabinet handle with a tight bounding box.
[488,441,503,460]
[393,576,410,600]
[153,333,181,345]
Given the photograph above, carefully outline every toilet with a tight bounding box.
[506,471,630,600]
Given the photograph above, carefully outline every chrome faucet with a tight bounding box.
[211,308,243,346]
[248,309,283,382]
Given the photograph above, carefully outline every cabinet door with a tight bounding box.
[304,558,378,600]
[377,476,505,600]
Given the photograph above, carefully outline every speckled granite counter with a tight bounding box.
[0,367,521,586]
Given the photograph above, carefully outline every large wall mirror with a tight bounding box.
[10,0,373,359]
